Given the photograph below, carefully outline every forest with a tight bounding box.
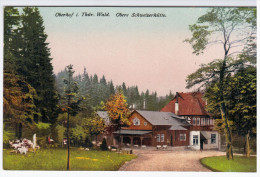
[3,7,174,148]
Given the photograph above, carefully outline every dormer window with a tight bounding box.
[133,117,140,126]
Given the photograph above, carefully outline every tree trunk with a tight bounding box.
[118,128,121,152]
[15,123,18,139]
[219,57,233,160]
[67,111,70,170]
[18,123,22,139]
[245,132,250,157]
[96,134,98,148]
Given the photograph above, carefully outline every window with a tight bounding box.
[205,118,209,125]
[144,122,147,126]
[211,134,216,144]
[161,134,165,142]
[180,134,186,141]
[192,118,196,125]
[133,117,140,126]
[210,118,214,125]
[157,134,160,142]
[201,118,205,125]
[196,118,200,125]
[193,135,198,145]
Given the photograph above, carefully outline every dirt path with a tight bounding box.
[119,150,226,171]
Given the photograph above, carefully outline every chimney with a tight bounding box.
[143,99,146,110]
[175,92,179,115]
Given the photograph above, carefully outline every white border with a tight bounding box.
[0,0,257,7]
[0,1,258,177]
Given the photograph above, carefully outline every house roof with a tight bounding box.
[169,125,187,131]
[135,110,189,127]
[96,111,110,125]
[113,130,152,135]
[161,92,210,116]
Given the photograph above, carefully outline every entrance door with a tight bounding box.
[170,135,173,146]
[200,140,203,150]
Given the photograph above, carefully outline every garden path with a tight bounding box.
[119,149,226,171]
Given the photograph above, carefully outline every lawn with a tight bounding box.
[3,148,136,170]
[200,155,256,172]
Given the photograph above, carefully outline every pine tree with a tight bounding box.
[4,7,20,73]
[15,7,58,123]
[109,81,115,95]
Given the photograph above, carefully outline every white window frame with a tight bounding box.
[210,118,214,125]
[133,117,140,126]
[201,118,205,125]
[157,134,160,142]
[180,134,186,141]
[193,135,198,145]
[161,134,165,142]
[196,118,200,126]
[205,118,209,125]
[211,134,216,144]
[192,118,196,125]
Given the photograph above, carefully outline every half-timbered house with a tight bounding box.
[161,92,221,150]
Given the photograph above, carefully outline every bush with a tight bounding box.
[3,129,15,148]
[100,138,108,150]
[85,137,93,148]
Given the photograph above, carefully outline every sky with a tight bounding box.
[36,7,225,96]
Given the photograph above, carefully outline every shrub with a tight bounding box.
[100,138,108,150]
[85,137,93,148]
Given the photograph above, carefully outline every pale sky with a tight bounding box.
[37,7,225,96]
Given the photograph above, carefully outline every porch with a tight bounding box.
[113,130,153,148]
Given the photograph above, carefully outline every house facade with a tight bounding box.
[111,110,190,148]
[97,92,220,150]
[161,92,220,150]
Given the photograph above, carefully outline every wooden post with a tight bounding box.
[130,136,133,149]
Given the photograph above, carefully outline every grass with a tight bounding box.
[200,155,256,172]
[3,148,136,171]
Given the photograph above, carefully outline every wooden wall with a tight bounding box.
[123,111,153,130]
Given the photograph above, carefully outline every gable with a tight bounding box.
[161,92,210,116]
[125,111,153,130]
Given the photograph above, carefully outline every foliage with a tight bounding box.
[100,138,108,151]
[227,67,256,134]
[55,124,66,144]
[3,149,136,171]
[205,66,256,156]
[201,156,256,172]
[185,7,256,160]
[87,113,106,137]
[105,91,131,130]
[3,124,15,148]
[56,68,175,114]
[3,72,40,138]
[85,137,94,148]
[11,7,59,124]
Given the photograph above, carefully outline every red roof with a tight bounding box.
[161,92,209,116]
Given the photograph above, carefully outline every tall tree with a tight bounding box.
[185,7,256,159]
[12,7,58,124]
[4,7,20,73]
[3,72,40,138]
[105,91,131,150]
[227,66,256,157]
[61,65,81,170]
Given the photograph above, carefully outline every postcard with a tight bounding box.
[1,1,258,177]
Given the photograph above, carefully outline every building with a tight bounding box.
[97,92,220,150]
[161,92,220,150]
[113,110,190,148]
